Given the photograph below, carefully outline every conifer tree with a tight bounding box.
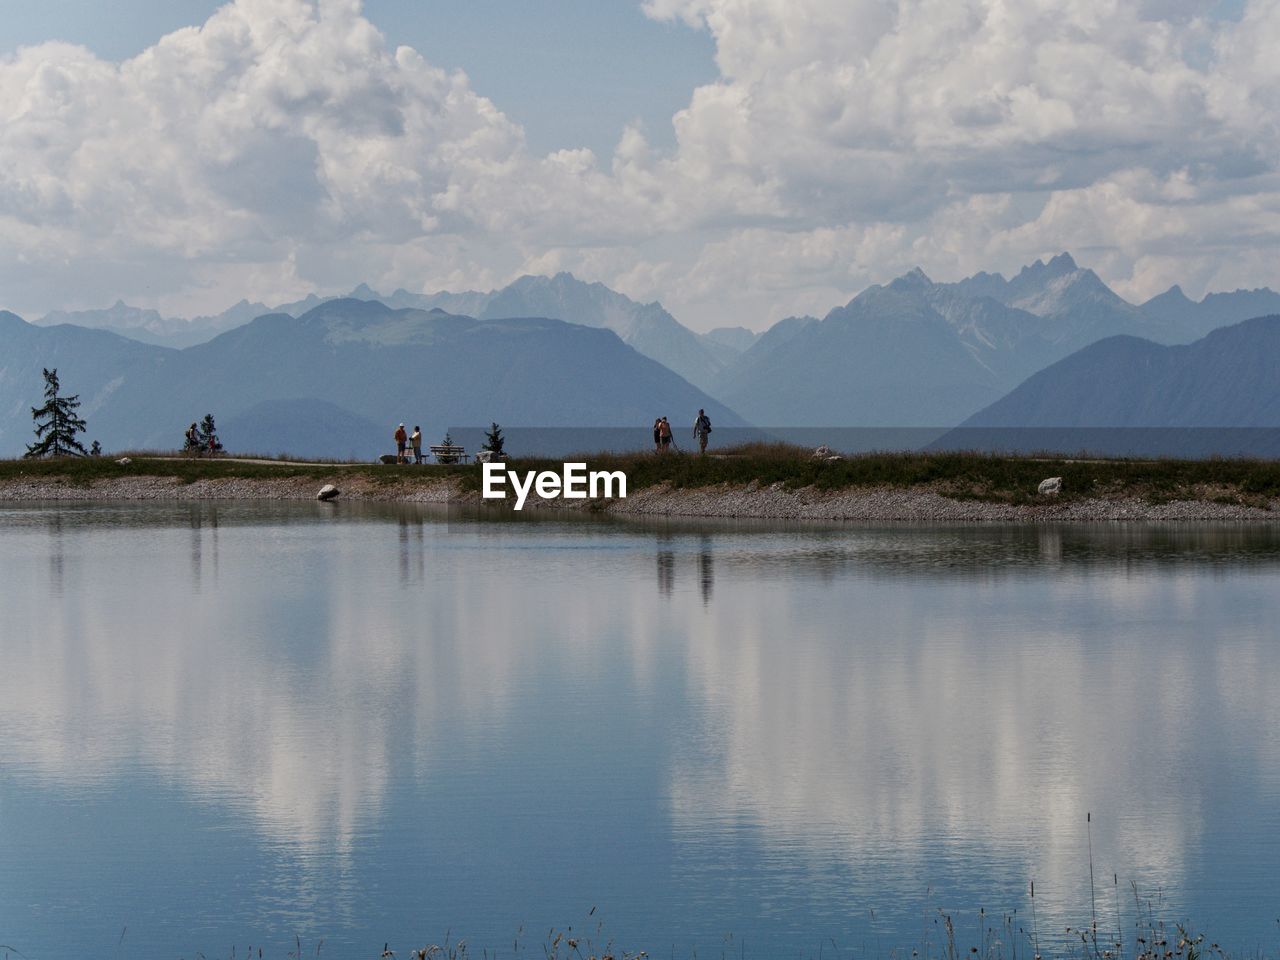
[438,429,458,463]
[24,368,88,459]
[198,414,223,454]
[482,421,505,456]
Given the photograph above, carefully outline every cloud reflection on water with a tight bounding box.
[1,507,1279,949]
[657,523,1280,932]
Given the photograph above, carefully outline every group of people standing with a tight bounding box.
[391,412,711,462]
[393,423,424,463]
[653,409,713,454]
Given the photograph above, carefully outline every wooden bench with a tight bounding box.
[429,444,469,464]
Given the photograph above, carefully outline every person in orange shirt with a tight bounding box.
[394,423,408,463]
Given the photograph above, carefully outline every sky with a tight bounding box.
[0,0,1276,331]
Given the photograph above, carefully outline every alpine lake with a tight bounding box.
[3,501,1280,959]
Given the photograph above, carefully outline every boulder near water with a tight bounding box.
[317,484,340,501]
[1038,477,1062,496]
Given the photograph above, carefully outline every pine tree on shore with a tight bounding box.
[482,421,505,457]
[25,368,88,459]
[198,413,223,454]
[438,429,458,463]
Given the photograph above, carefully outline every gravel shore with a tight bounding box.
[595,480,1280,522]
[2,473,1276,522]
[0,473,460,503]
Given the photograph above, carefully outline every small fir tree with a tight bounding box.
[90,440,102,456]
[198,414,223,454]
[482,422,505,456]
[438,429,458,464]
[25,368,88,459]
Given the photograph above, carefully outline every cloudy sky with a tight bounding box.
[1,0,1276,330]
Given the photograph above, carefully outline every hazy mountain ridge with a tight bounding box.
[704,326,759,353]
[711,265,1081,426]
[12,253,1279,437]
[472,273,726,389]
[38,299,270,349]
[710,284,1018,426]
[31,273,728,390]
[957,314,1280,429]
[709,253,1280,427]
[1139,284,1280,341]
[0,301,745,458]
[939,252,1169,352]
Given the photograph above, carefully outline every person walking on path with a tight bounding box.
[410,425,423,464]
[394,423,408,463]
[693,409,712,454]
[658,416,673,451]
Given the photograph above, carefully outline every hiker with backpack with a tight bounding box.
[693,409,712,454]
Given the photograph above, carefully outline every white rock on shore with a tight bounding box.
[1038,477,1063,496]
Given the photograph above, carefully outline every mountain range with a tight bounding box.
[711,253,1280,427]
[0,301,743,459]
[935,315,1280,456]
[36,274,734,391]
[7,253,1280,458]
[958,314,1280,428]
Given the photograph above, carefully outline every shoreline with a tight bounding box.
[2,472,1277,522]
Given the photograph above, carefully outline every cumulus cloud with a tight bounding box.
[0,0,629,313]
[631,0,1280,313]
[0,0,1277,328]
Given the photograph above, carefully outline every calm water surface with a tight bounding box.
[2,503,1279,959]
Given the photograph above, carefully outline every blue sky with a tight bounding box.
[0,0,1276,329]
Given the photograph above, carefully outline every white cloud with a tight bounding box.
[0,0,1277,328]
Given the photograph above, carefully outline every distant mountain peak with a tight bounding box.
[889,267,934,292]
[512,271,576,285]
[349,283,381,299]
[1142,284,1194,309]
[299,296,395,327]
[1015,252,1079,283]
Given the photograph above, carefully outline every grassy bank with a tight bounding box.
[449,443,1280,507]
[0,452,440,487]
[3,445,1280,506]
